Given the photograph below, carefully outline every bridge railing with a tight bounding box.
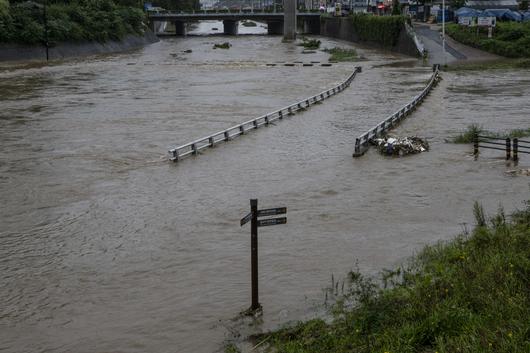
[352,65,440,157]
[169,66,362,162]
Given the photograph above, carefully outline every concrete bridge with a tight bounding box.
[148,12,321,37]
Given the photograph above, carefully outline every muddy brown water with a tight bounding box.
[1,24,529,353]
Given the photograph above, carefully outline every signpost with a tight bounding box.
[240,199,287,313]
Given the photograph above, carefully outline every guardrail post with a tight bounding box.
[264,116,269,125]
[473,132,479,158]
[278,110,283,120]
[191,143,197,155]
[208,137,214,147]
[513,138,518,162]
[506,138,511,160]
[253,120,258,129]
[171,149,179,162]
[353,138,361,157]
[224,131,230,141]
[305,100,310,107]
[240,125,245,135]
[288,107,293,115]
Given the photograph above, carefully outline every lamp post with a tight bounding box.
[442,0,446,66]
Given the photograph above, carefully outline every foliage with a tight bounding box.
[450,0,467,10]
[0,0,146,44]
[323,47,357,62]
[151,0,200,11]
[350,14,405,47]
[213,42,231,49]
[451,124,530,143]
[446,22,530,58]
[520,0,529,11]
[391,0,401,16]
[264,202,530,353]
[298,37,321,49]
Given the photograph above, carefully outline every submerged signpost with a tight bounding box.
[240,199,286,313]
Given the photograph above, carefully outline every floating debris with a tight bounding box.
[303,63,313,66]
[266,63,277,66]
[505,169,530,176]
[213,42,231,49]
[371,136,429,156]
[183,49,192,53]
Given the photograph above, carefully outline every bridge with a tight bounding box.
[148,11,321,37]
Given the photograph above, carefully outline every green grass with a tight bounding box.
[350,14,406,47]
[213,42,231,49]
[323,47,358,62]
[261,201,530,353]
[452,124,530,143]
[298,38,321,49]
[446,22,530,58]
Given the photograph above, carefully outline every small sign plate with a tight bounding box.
[240,213,252,226]
[257,207,286,217]
[257,217,287,227]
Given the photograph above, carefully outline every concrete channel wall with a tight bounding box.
[320,17,422,57]
[0,31,159,63]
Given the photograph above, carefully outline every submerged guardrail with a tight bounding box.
[169,66,362,162]
[352,65,440,157]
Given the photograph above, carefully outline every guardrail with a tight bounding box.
[474,133,530,162]
[352,65,440,157]
[169,66,362,162]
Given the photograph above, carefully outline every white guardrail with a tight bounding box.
[352,65,440,157]
[169,66,362,162]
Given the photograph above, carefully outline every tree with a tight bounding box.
[450,0,466,9]
[391,0,401,15]
[520,0,529,11]
[0,0,9,16]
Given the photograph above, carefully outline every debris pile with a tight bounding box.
[371,136,429,156]
[505,169,530,176]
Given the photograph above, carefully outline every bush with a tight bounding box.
[351,14,405,47]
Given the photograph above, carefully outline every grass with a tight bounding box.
[447,58,530,71]
[446,22,530,58]
[259,201,530,353]
[213,42,231,49]
[323,47,358,62]
[451,124,530,143]
[298,38,321,50]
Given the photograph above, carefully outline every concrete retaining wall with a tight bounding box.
[0,31,159,63]
[320,17,420,57]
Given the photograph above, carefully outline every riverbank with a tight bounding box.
[0,31,159,63]
[256,202,530,353]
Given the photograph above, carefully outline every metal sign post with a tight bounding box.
[240,199,286,313]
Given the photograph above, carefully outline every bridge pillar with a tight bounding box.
[149,19,157,34]
[283,0,296,41]
[174,20,186,36]
[266,20,283,35]
[223,20,239,35]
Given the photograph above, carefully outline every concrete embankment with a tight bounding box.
[0,31,159,63]
[320,17,421,57]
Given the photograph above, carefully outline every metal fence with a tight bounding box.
[352,65,440,157]
[168,66,362,162]
[474,133,530,161]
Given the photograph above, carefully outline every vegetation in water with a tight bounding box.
[298,37,321,49]
[350,14,406,47]
[451,124,530,143]
[446,22,530,58]
[323,47,358,62]
[258,201,530,353]
[213,42,231,49]
[0,0,146,44]
[447,58,530,71]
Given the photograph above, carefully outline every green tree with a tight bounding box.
[450,0,466,9]
[391,0,401,15]
[520,0,529,11]
[0,0,8,16]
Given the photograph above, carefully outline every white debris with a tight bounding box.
[371,136,429,156]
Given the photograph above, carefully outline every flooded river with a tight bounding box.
[1,22,529,353]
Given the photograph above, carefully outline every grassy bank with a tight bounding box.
[446,22,530,58]
[0,0,146,44]
[350,14,406,47]
[259,202,530,353]
[323,47,358,62]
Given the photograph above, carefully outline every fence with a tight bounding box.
[169,66,362,162]
[352,65,440,157]
[474,133,530,161]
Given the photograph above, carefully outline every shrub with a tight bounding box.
[351,14,405,47]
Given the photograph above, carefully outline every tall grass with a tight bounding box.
[262,201,530,353]
[452,124,530,143]
[323,47,358,62]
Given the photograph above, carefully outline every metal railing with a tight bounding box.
[169,66,362,162]
[352,65,440,157]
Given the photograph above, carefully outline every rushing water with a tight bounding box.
[1,23,529,353]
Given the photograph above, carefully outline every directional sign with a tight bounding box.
[257,217,287,227]
[257,207,286,217]
[240,212,252,226]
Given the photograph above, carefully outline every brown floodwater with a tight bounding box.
[1,25,529,353]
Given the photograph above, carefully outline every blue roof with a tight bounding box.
[455,7,482,17]
[483,8,522,21]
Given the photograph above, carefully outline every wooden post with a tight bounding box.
[513,138,518,162]
[506,138,511,160]
[473,132,479,158]
[250,199,260,312]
